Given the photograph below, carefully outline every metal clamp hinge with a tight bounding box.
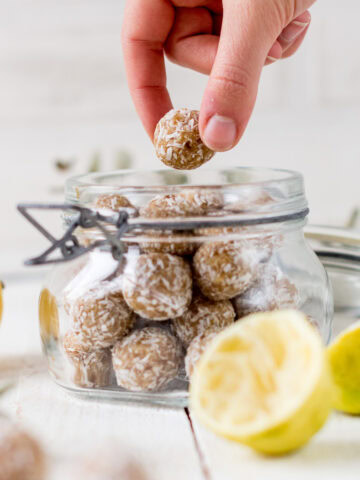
[17,204,130,265]
[17,203,311,266]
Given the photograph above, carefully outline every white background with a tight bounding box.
[0,5,359,477]
[0,0,359,271]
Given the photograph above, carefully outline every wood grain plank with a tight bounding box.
[191,312,360,479]
[0,375,203,479]
[192,413,360,480]
[0,276,204,480]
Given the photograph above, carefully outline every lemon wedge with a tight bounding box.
[190,310,333,454]
[328,321,360,414]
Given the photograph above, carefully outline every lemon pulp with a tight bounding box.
[190,310,333,454]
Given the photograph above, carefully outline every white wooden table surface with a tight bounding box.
[0,271,360,479]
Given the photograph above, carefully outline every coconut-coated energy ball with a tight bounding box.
[193,241,259,301]
[112,327,182,392]
[95,193,134,212]
[140,230,196,256]
[77,194,136,248]
[140,189,223,219]
[194,227,281,263]
[71,283,135,349]
[233,265,300,318]
[224,188,275,213]
[185,329,220,378]
[246,230,282,262]
[0,417,46,480]
[123,253,192,320]
[63,330,114,388]
[138,189,223,256]
[179,189,224,214]
[63,329,92,359]
[154,108,215,170]
[172,293,235,347]
[72,350,114,389]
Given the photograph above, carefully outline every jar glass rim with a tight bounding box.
[66,167,303,191]
[65,167,308,226]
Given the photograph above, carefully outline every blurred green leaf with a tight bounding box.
[113,150,133,170]
[88,151,101,173]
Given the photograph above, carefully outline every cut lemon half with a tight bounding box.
[190,310,333,454]
[328,321,360,414]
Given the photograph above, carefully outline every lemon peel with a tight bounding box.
[328,321,360,414]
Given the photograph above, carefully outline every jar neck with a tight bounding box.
[64,167,309,243]
[66,167,308,220]
[71,215,307,245]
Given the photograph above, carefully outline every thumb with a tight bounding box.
[200,0,282,151]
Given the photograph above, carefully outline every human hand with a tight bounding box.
[122,0,316,152]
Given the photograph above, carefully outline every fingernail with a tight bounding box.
[203,115,237,151]
[293,20,309,28]
[267,56,278,63]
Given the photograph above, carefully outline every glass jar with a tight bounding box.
[305,225,360,338]
[39,167,333,407]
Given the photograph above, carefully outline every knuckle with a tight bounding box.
[269,0,295,26]
[210,63,253,100]
[121,34,163,55]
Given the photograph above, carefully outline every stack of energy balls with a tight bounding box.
[62,109,299,393]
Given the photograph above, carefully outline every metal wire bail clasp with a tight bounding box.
[17,203,131,266]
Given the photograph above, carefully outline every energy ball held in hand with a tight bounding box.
[154,109,215,170]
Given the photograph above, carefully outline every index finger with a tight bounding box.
[122,0,175,139]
